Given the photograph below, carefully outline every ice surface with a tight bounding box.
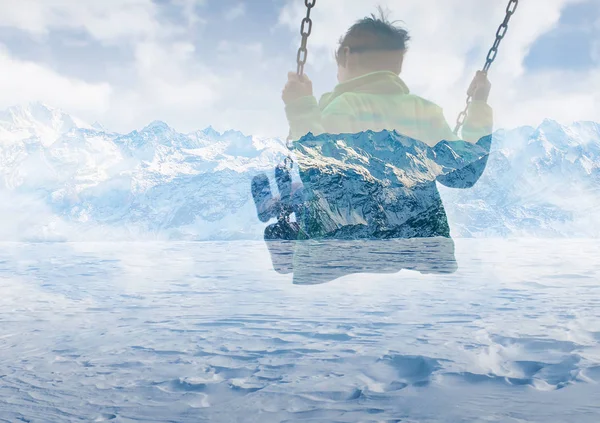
[0,239,599,422]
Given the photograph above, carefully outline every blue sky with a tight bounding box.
[525,1,599,69]
[0,0,597,137]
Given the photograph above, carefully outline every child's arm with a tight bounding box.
[427,108,492,189]
[432,136,491,189]
[460,71,493,144]
[282,72,356,141]
[425,72,493,188]
[426,101,493,145]
[460,101,493,144]
[427,72,493,145]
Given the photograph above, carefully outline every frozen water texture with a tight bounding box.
[0,240,599,422]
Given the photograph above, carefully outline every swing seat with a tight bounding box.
[262,237,457,285]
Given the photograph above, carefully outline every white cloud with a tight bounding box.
[0,0,163,43]
[592,39,600,63]
[0,45,111,118]
[0,0,231,134]
[497,68,600,126]
[0,0,596,138]
[100,39,282,136]
[0,0,288,136]
[100,41,222,132]
[224,4,246,22]
[171,0,208,28]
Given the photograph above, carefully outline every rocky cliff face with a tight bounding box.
[289,130,490,239]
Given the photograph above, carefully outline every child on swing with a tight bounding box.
[282,10,493,146]
[253,10,494,282]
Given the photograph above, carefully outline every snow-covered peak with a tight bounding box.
[531,118,600,154]
[141,120,173,134]
[199,125,221,140]
[0,102,93,146]
[92,121,106,131]
[538,118,563,131]
[1,102,92,131]
[0,101,598,241]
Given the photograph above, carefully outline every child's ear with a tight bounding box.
[339,46,350,68]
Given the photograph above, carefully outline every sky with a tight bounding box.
[0,0,598,137]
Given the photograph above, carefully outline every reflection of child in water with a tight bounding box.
[282,11,493,145]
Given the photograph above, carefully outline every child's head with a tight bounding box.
[335,9,410,82]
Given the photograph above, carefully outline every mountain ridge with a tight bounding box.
[0,103,598,241]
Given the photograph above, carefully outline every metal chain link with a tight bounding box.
[454,0,519,134]
[287,0,316,147]
[296,0,316,76]
[278,0,317,225]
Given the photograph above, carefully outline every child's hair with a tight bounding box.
[335,7,410,68]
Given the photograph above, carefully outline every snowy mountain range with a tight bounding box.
[440,120,600,237]
[0,102,598,241]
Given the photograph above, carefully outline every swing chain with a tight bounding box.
[296,0,316,76]
[280,0,316,221]
[484,0,519,72]
[454,0,519,134]
[287,0,316,147]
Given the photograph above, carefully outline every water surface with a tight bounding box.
[0,240,599,422]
